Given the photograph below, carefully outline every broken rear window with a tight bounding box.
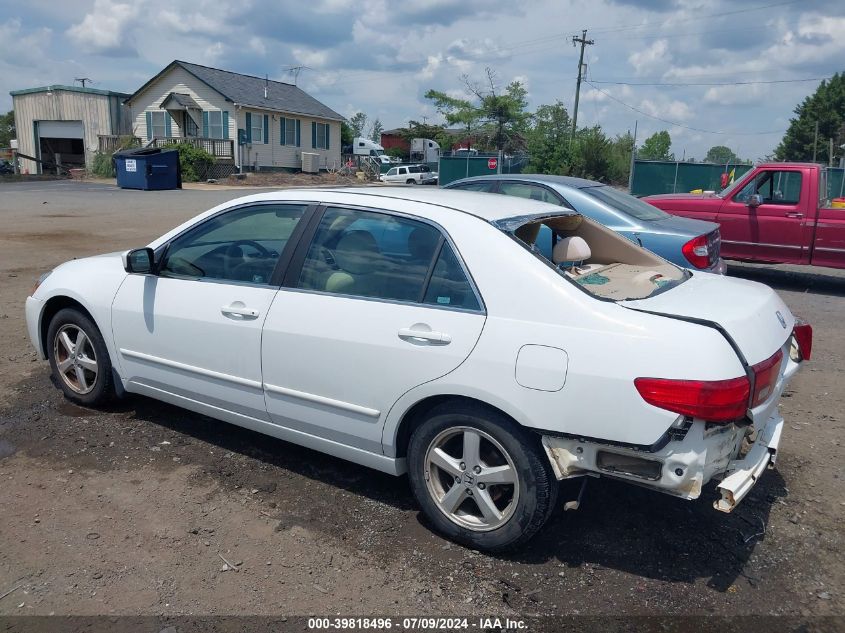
[496,213,688,301]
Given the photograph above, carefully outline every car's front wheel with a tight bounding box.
[408,402,558,552]
[406,179,417,185]
[47,308,114,406]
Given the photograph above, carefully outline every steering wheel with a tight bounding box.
[223,240,270,278]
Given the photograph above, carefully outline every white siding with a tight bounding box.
[238,109,341,170]
[12,90,126,173]
[128,66,235,142]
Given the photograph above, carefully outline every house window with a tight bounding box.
[184,113,199,137]
[150,111,168,138]
[208,111,223,139]
[281,117,298,146]
[315,122,329,149]
[251,114,264,144]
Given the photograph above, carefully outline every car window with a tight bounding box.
[499,182,563,205]
[160,204,307,284]
[297,207,442,303]
[734,170,802,205]
[409,166,421,173]
[387,168,397,176]
[399,168,407,175]
[450,181,497,193]
[423,243,481,311]
[582,185,669,221]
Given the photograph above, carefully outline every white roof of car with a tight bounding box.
[223,186,577,223]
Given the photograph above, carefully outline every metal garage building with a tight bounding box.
[10,85,132,174]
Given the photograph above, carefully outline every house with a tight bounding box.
[124,60,344,174]
[9,85,132,174]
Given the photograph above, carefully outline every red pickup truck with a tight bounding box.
[644,163,845,269]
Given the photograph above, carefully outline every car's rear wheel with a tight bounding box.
[408,402,557,552]
[47,308,114,406]
[406,179,417,185]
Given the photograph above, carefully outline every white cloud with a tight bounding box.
[66,0,139,54]
[639,98,693,122]
[628,40,670,76]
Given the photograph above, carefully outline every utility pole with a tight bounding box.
[570,29,594,147]
[812,120,819,162]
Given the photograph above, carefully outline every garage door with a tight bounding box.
[38,121,84,139]
[37,120,85,172]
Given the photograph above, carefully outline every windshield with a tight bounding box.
[583,186,669,221]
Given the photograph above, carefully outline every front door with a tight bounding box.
[261,206,487,453]
[112,202,309,421]
[717,168,810,263]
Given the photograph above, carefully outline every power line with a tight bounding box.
[591,76,831,87]
[584,81,784,135]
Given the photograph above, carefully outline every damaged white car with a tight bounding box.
[25,188,811,551]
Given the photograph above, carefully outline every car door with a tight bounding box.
[717,169,809,263]
[261,205,487,454]
[111,202,311,421]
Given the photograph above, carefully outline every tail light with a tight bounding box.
[792,318,813,361]
[636,349,786,423]
[681,235,710,269]
[634,376,749,422]
[750,349,783,407]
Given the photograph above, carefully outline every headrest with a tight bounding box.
[334,230,381,274]
[553,236,591,264]
[407,226,438,261]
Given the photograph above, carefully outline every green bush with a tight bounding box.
[162,143,215,182]
[91,151,115,178]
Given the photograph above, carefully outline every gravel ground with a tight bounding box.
[0,180,842,620]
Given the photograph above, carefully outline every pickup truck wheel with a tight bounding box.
[408,403,557,552]
[47,308,114,407]
[406,179,417,185]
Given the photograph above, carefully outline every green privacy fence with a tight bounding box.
[437,155,528,186]
[630,160,753,197]
[829,168,845,200]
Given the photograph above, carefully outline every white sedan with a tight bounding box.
[25,188,811,551]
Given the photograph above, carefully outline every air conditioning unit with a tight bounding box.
[301,152,319,174]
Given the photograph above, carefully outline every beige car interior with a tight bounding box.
[518,215,684,300]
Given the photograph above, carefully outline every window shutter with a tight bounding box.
[222,111,229,139]
[280,117,285,144]
[264,115,269,144]
[311,122,317,148]
[164,113,172,137]
[245,112,252,143]
[324,124,329,150]
[202,111,209,138]
[145,111,152,140]
[296,119,301,147]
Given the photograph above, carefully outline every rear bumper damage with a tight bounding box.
[541,409,785,511]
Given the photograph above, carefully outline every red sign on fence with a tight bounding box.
[488,157,498,170]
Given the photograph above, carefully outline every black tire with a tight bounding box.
[408,402,558,552]
[46,308,115,406]
[406,179,417,185]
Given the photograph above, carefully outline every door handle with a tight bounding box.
[398,328,452,344]
[785,212,804,219]
[221,304,260,319]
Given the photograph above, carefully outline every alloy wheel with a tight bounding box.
[423,426,519,532]
[53,324,98,395]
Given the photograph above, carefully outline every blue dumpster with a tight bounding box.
[114,148,182,190]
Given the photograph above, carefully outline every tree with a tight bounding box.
[704,145,739,164]
[348,112,368,139]
[775,72,845,163]
[424,89,482,151]
[0,110,15,148]
[341,121,354,147]
[574,126,611,181]
[608,131,635,185]
[526,101,573,174]
[369,118,383,143]
[638,130,673,160]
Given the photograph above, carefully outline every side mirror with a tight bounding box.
[122,248,155,274]
[748,194,763,208]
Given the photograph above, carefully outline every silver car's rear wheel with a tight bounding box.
[424,426,519,532]
[54,324,99,395]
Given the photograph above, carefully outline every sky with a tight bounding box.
[1,0,844,160]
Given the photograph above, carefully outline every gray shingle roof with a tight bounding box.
[128,60,344,122]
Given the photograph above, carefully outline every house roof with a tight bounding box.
[126,60,344,122]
